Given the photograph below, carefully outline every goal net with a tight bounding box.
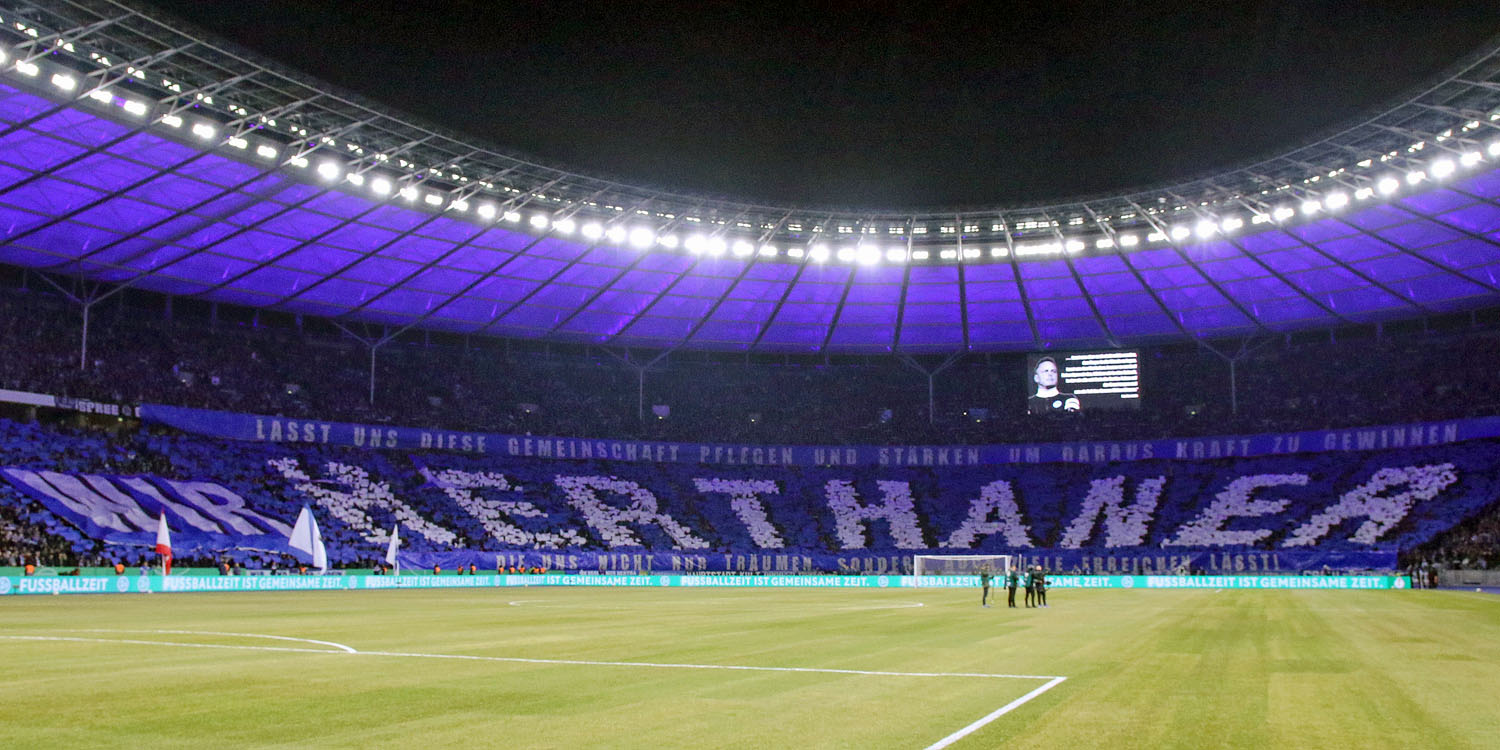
[912,555,1013,576]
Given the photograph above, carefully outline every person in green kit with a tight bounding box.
[979,566,993,608]
[1023,566,1036,608]
[1006,566,1020,608]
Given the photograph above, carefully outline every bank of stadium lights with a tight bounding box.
[316,161,340,181]
[345,173,365,187]
[552,217,575,235]
[659,234,681,250]
[732,239,754,257]
[1430,159,1456,179]
[580,222,603,240]
[190,122,215,141]
[1378,176,1400,195]
[475,203,496,220]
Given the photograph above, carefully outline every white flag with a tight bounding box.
[154,511,173,574]
[288,506,328,571]
[384,524,400,566]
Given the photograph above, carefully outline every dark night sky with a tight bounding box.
[144,1,1500,209]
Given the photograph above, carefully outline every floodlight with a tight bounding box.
[856,246,880,264]
[1194,220,1216,238]
[447,198,467,211]
[1251,214,1270,225]
[1405,170,1425,185]
[316,161,340,181]
[887,248,909,262]
[1323,192,1348,210]
[1146,231,1166,242]
[1220,217,1244,232]
[1095,237,1116,249]
[705,236,726,255]
[15,60,38,76]
[50,73,76,91]
[255,144,277,159]
[423,193,443,206]
[1272,206,1295,221]
[910,250,930,260]
[288,156,309,168]
[1460,151,1482,167]
[836,247,855,262]
[606,226,629,244]
[121,99,148,117]
[1429,159,1455,179]
[809,244,829,262]
[759,244,779,257]
[659,234,680,249]
[552,217,576,234]
[787,247,805,258]
[1118,234,1140,247]
[684,234,707,254]
[581,222,603,239]
[1488,140,1500,157]
[1354,187,1374,200]
[225,136,247,149]
[159,113,183,128]
[1169,225,1191,240]
[731,239,754,256]
[476,203,496,220]
[1300,199,1321,215]
[86,88,112,103]
[1377,176,1400,194]
[1064,239,1085,253]
[191,122,216,140]
[629,227,656,249]
[939,248,959,260]
[529,213,549,229]
[503,210,521,222]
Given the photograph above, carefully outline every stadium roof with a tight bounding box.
[1,0,1500,352]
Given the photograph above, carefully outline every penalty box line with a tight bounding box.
[1,634,1065,748]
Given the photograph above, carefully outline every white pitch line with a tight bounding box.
[922,675,1067,750]
[0,633,1059,680]
[62,629,358,653]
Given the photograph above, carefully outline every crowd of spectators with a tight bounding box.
[3,284,1500,447]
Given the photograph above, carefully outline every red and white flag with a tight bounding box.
[154,510,173,575]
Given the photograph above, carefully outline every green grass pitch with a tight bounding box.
[2,586,1497,749]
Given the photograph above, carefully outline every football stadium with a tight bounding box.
[3,1,1500,747]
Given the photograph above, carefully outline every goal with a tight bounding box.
[912,555,1014,576]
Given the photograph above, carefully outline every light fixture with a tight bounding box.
[159,113,183,128]
[856,246,880,264]
[1194,220,1217,239]
[121,99,148,117]
[1429,159,1455,179]
[190,122,215,140]
[1377,176,1400,194]
[15,60,39,77]
[552,217,576,235]
[1220,217,1244,232]
[50,73,76,91]
[1323,192,1349,210]
[809,244,829,262]
[370,177,392,195]
[629,227,656,249]
[476,203,496,220]
[1118,234,1140,247]
[581,222,603,239]
[658,234,681,249]
[606,225,629,244]
[1300,199,1321,215]
[423,193,443,206]
[503,210,522,223]
[836,247,855,263]
[1405,170,1426,185]
[255,144,278,160]
[85,88,112,103]
[1169,226,1191,240]
[684,234,707,253]
[1272,206,1295,221]
[316,161,340,181]
[887,248,909,262]
[705,236,726,255]
[529,213,549,229]
[1459,151,1482,167]
[731,239,754,257]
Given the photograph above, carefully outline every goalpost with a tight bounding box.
[912,554,1014,576]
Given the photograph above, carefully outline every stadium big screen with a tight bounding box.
[1026,351,1140,414]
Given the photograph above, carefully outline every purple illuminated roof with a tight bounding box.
[1,6,1499,354]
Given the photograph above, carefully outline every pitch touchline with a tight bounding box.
[0,634,1060,680]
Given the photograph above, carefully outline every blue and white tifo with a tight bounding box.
[0,574,1411,597]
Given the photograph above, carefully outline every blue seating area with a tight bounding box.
[2,417,1496,572]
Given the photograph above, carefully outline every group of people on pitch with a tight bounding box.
[979,565,1048,609]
